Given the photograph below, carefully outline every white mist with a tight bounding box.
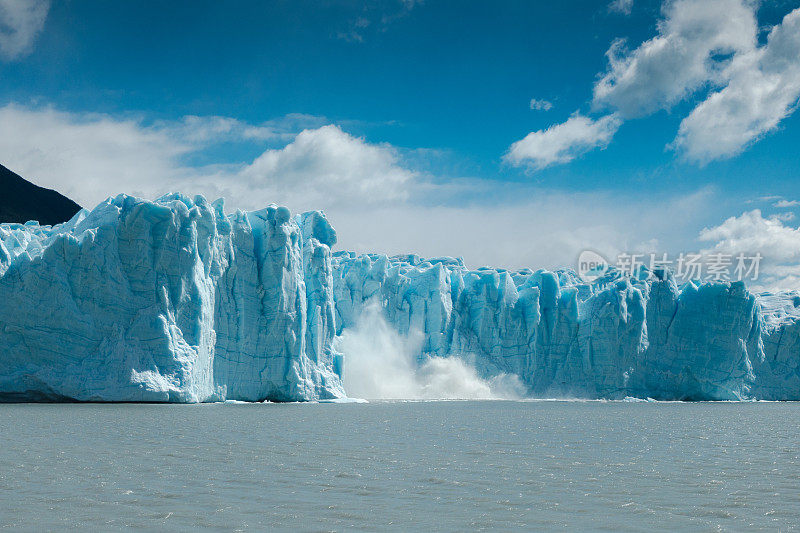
[336,301,526,400]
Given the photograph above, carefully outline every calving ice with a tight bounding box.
[1,194,799,402]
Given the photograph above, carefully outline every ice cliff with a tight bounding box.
[332,253,800,401]
[0,194,344,402]
[1,194,799,402]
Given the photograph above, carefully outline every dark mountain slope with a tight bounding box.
[0,164,81,226]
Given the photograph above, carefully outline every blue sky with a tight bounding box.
[1,0,800,287]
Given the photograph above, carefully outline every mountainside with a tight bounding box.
[0,164,82,226]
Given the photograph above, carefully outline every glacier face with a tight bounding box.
[331,252,800,401]
[1,193,799,402]
[0,194,344,402]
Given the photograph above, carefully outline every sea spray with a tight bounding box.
[336,301,526,400]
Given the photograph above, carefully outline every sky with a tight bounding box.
[1,0,800,289]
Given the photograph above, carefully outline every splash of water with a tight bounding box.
[335,301,526,400]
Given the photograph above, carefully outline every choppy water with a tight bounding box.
[1,401,799,531]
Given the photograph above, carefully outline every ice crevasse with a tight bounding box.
[1,193,799,401]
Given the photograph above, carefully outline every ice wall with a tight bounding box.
[751,292,800,400]
[0,194,344,402]
[2,195,799,402]
[332,252,800,400]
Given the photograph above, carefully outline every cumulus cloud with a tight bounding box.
[0,104,415,213]
[239,125,414,208]
[594,0,757,118]
[508,0,800,170]
[674,8,800,163]
[700,209,800,263]
[0,103,727,274]
[6,100,774,288]
[0,0,49,60]
[529,98,553,111]
[775,199,800,208]
[7,108,791,286]
[504,113,621,169]
[699,209,800,290]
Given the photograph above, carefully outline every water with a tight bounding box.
[1,401,798,531]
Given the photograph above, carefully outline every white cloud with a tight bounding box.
[504,113,621,169]
[0,104,190,206]
[239,125,415,209]
[608,0,633,15]
[775,199,800,208]
[699,209,800,290]
[596,0,800,163]
[10,105,797,290]
[700,209,800,263]
[0,0,49,60]
[529,98,553,111]
[674,8,800,163]
[0,104,415,212]
[593,0,757,118]
[0,103,728,275]
[153,115,284,145]
[508,0,800,170]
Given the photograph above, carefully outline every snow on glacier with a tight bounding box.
[1,193,799,402]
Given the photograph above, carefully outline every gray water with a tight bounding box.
[1,401,798,532]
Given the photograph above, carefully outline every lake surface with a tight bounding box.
[1,400,798,531]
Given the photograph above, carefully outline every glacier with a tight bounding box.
[0,194,344,402]
[332,253,800,400]
[1,193,799,402]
